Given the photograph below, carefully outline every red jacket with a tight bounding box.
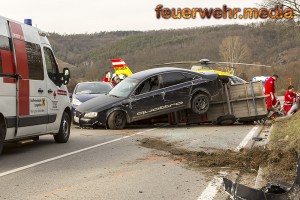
[102,77,109,82]
[284,90,296,106]
[264,77,275,95]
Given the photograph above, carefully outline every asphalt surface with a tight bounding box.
[0,124,260,200]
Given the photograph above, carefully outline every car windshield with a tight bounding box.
[76,83,112,94]
[191,65,213,70]
[108,77,140,98]
[229,76,246,84]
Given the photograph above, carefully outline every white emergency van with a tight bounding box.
[0,16,71,154]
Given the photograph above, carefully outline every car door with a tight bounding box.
[130,75,165,121]
[9,21,47,137]
[160,72,192,112]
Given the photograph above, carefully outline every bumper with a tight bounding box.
[75,111,106,127]
[71,105,78,119]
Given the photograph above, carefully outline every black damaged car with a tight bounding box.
[75,67,223,129]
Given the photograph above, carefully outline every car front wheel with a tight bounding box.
[191,93,210,114]
[107,111,126,130]
[54,112,71,143]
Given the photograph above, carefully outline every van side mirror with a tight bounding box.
[63,68,70,85]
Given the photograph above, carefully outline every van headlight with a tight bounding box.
[84,112,98,118]
[72,98,82,106]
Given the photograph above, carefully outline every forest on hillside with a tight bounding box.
[48,21,300,94]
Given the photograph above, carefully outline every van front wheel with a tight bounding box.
[54,112,71,143]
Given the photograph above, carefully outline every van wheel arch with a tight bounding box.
[0,113,7,155]
[64,107,72,121]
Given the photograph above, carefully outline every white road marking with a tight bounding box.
[0,128,157,177]
[197,125,260,199]
[197,172,227,200]
[235,125,259,152]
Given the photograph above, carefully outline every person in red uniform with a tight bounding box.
[283,85,297,114]
[264,74,279,110]
[102,71,111,82]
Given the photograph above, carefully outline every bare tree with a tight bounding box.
[262,0,300,19]
[219,36,251,75]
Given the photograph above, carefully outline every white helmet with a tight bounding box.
[119,74,126,80]
[111,73,117,81]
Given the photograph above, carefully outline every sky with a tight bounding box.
[1,0,264,34]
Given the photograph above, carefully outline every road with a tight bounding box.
[0,124,262,200]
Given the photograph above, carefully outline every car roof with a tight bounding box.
[77,82,111,85]
[129,67,212,79]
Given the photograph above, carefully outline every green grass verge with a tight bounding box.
[269,112,300,152]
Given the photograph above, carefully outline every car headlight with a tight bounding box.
[72,98,82,106]
[84,112,98,118]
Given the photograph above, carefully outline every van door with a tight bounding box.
[9,21,47,137]
[43,46,64,132]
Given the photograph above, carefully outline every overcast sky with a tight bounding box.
[1,0,264,34]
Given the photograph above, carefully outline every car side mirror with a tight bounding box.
[63,68,70,85]
[69,93,73,99]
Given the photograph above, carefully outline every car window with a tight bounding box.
[109,77,139,98]
[0,35,12,74]
[75,83,112,94]
[44,47,60,85]
[182,72,198,81]
[161,72,186,88]
[26,42,44,80]
[134,75,162,95]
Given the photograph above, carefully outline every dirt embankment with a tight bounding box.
[140,137,298,185]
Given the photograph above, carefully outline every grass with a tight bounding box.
[261,112,300,184]
[269,112,300,152]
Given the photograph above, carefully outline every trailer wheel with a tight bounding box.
[0,120,5,155]
[107,111,126,130]
[217,115,236,125]
[191,93,210,114]
[54,112,71,143]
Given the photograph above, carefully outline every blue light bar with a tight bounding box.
[24,19,32,26]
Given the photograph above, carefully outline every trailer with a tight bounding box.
[168,81,268,125]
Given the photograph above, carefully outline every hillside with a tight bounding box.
[48,21,300,93]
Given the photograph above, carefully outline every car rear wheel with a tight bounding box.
[107,111,126,130]
[191,93,210,114]
[54,112,71,143]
